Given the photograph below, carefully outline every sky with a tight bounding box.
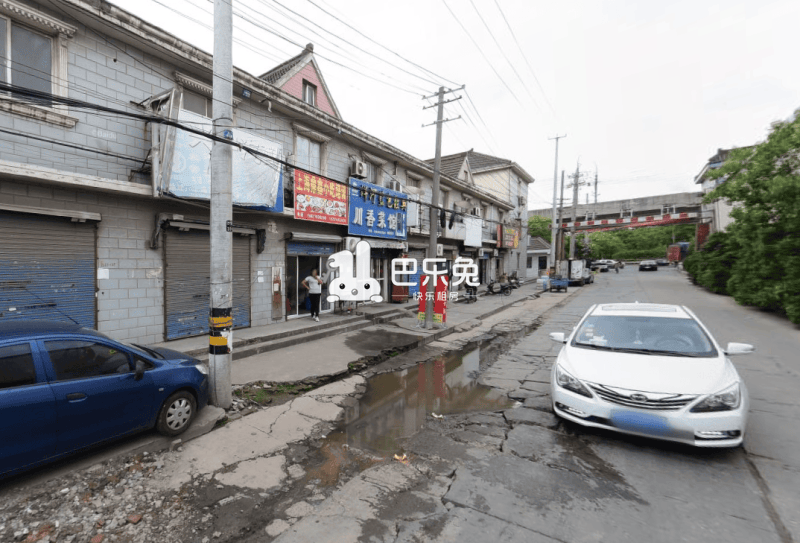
[108,0,800,211]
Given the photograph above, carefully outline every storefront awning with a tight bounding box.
[358,238,407,250]
[284,233,343,244]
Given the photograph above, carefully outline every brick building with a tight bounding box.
[0,0,535,344]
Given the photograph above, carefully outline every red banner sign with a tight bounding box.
[417,276,447,325]
[294,169,348,224]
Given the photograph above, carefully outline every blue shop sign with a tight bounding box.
[347,178,407,240]
[286,241,335,256]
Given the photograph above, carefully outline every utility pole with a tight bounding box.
[556,170,565,265]
[548,135,566,272]
[209,0,233,409]
[568,164,589,260]
[422,86,463,329]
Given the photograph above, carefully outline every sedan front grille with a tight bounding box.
[587,383,698,411]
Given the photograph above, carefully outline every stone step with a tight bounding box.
[196,318,376,363]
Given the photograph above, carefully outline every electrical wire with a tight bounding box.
[467,0,542,112]
[439,0,524,110]
[491,0,557,119]
[5,82,521,228]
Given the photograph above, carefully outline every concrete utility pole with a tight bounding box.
[548,135,566,271]
[556,170,565,264]
[209,0,233,409]
[568,163,588,260]
[422,86,463,329]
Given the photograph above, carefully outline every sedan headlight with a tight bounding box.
[690,382,741,412]
[194,363,209,376]
[555,365,592,398]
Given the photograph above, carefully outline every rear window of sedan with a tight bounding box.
[571,315,718,357]
[0,343,37,389]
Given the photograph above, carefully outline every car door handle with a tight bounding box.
[66,393,87,401]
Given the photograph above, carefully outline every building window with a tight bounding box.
[296,134,321,174]
[182,89,211,117]
[303,81,316,107]
[366,161,380,185]
[406,174,419,189]
[1,18,52,100]
[527,256,533,269]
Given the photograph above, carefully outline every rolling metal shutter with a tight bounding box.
[164,229,251,340]
[0,212,95,327]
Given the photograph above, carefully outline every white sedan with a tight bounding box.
[549,302,753,448]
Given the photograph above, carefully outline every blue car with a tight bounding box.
[0,320,209,478]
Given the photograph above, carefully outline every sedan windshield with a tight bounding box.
[571,315,718,357]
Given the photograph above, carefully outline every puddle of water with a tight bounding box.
[324,346,515,457]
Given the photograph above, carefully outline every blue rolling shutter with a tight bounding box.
[164,229,251,340]
[0,212,95,327]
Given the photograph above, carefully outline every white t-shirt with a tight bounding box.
[305,275,322,294]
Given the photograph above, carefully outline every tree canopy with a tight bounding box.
[687,110,800,323]
[528,215,552,240]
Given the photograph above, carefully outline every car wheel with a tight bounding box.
[157,391,197,436]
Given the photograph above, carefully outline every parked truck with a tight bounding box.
[557,259,593,286]
[667,242,691,264]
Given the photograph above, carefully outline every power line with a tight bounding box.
[467,0,543,113]
[439,0,525,110]
[304,0,461,88]
[491,0,557,119]
[5,83,519,227]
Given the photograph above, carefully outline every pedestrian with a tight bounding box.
[302,268,324,322]
[614,261,620,273]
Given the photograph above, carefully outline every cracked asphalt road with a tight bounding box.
[273,268,800,543]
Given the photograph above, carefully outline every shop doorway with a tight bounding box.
[286,255,332,318]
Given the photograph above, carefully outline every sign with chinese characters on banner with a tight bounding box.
[294,169,348,225]
[417,275,448,324]
[502,226,520,249]
[348,178,407,240]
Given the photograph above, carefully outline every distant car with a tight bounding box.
[591,260,610,272]
[549,302,753,447]
[639,260,658,271]
[1,320,209,478]
[656,259,670,266]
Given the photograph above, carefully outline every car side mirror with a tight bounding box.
[549,332,567,344]
[724,342,754,355]
[134,359,146,380]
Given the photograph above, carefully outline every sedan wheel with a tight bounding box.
[157,391,197,436]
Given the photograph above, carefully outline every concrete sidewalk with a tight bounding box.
[152,281,556,385]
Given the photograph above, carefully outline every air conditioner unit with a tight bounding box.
[471,207,482,218]
[518,196,526,207]
[350,159,367,179]
[478,248,486,257]
[345,236,360,252]
[493,249,499,257]
[436,244,444,257]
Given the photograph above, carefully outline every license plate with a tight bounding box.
[610,410,671,436]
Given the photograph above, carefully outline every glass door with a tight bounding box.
[287,255,333,319]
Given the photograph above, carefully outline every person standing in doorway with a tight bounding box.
[302,269,324,322]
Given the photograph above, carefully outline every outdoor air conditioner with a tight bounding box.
[493,249,499,257]
[345,236,360,252]
[436,244,444,257]
[478,249,486,257]
[350,159,367,179]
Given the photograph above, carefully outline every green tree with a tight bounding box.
[528,215,552,240]
[698,111,800,322]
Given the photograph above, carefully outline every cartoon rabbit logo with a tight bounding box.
[326,240,383,303]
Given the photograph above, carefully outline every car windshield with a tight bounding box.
[571,315,718,357]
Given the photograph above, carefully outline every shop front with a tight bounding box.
[347,177,408,302]
[284,234,341,319]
